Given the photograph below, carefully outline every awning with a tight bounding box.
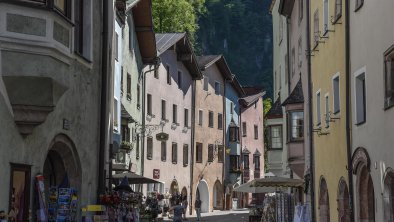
[234,176,304,193]
[112,172,162,184]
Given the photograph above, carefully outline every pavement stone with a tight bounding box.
[159,209,250,222]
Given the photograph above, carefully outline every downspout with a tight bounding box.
[98,0,111,199]
[190,79,196,215]
[306,0,316,220]
[345,0,355,221]
[222,79,228,211]
[286,16,291,95]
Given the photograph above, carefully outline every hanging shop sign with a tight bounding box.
[153,169,160,179]
[156,132,169,141]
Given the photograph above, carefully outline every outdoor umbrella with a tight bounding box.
[234,176,304,193]
[112,172,162,184]
[114,176,133,192]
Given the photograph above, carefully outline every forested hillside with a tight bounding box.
[197,0,273,97]
[151,0,273,97]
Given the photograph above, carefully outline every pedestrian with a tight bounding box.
[169,199,184,222]
[194,199,202,221]
[182,196,188,220]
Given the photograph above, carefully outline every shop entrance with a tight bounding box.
[213,180,223,209]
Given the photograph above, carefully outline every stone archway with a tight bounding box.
[319,177,330,222]
[170,180,179,195]
[337,178,350,222]
[43,134,82,192]
[181,187,188,200]
[383,168,394,221]
[213,180,223,209]
[197,180,209,213]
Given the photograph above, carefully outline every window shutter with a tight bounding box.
[208,144,214,162]
[161,141,166,161]
[172,143,177,164]
[218,145,224,163]
[183,144,188,166]
[218,113,223,129]
[147,137,153,159]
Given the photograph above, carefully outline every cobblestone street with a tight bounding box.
[161,210,250,222]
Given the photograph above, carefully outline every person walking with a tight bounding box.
[182,196,188,220]
[194,199,202,221]
[169,199,184,222]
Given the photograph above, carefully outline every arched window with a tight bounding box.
[383,168,394,221]
[337,178,350,222]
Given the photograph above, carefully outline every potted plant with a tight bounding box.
[120,141,133,152]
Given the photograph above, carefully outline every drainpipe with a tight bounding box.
[98,0,111,199]
[345,0,355,221]
[286,17,291,95]
[222,79,228,210]
[306,0,316,220]
[190,79,196,215]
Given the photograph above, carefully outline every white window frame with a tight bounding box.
[332,73,340,114]
[316,90,321,126]
[353,67,367,125]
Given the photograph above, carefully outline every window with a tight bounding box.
[161,100,166,120]
[355,72,366,125]
[298,37,303,67]
[334,0,342,22]
[147,94,152,116]
[254,125,259,139]
[196,142,203,163]
[269,125,282,149]
[184,109,189,127]
[229,125,239,142]
[115,151,126,163]
[215,82,220,95]
[217,145,224,163]
[323,0,329,35]
[183,144,188,166]
[291,48,295,76]
[242,122,247,137]
[127,73,131,100]
[128,17,134,52]
[314,9,320,47]
[166,65,171,85]
[288,111,304,141]
[114,99,119,130]
[208,144,214,162]
[154,68,159,79]
[218,113,223,130]
[208,111,214,128]
[333,76,340,113]
[54,0,71,16]
[120,67,124,96]
[384,46,394,109]
[198,110,203,126]
[74,0,84,54]
[137,84,140,108]
[203,76,209,91]
[325,95,330,128]
[147,137,153,160]
[254,154,260,170]
[355,0,363,11]
[316,91,321,125]
[243,154,249,169]
[161,141,166,161]
[230,102,234,114]
[173,104,178,124]
[115,33,119,61]
[136,134,140,159]
[172,142,177,164]
[121,125,130,142]
[230,155,240,171]
[178,71,182,89]
[299,0,303,22]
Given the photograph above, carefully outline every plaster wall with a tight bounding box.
[349,0,394,221]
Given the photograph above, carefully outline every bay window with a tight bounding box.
[229,125,239,142]
[268,125,282,149]
[230,155,240,172]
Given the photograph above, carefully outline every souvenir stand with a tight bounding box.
[234,177,304,222]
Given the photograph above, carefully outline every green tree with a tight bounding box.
[152,0,205,43]
[263,98,272,173]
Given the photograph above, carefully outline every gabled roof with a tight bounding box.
[127,0,157,64]
[267,97,283,118]
[155,33,203,79]
[197,55,233,80]
[230,75,245,96]
[239,87,266,107]
[278,0,295,17]
[282,79,304,106]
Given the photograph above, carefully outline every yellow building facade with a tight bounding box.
[310,0,349,221]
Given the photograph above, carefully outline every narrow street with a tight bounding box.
[162,210,250,222]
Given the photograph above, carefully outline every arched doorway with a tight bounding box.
[170,180,179,195]
[358,165,375,221]
[337,178,350,222]
[197,180,209,213]
[213,180,223,209]
[181,187,188,200]
[319,177,330,222]
[43,134,82,192]
[383,168,394,221]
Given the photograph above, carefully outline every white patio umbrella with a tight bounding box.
[233,176,304,193]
